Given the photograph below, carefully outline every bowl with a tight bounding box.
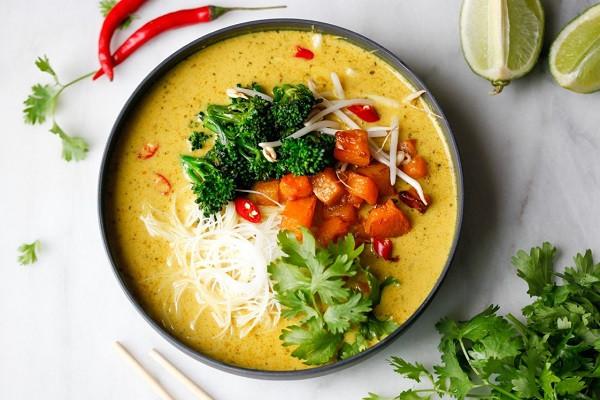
[98,18,464,379]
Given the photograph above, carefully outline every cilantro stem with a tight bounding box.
[458,338,482,377]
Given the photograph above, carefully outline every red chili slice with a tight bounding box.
[294,46,314,60]
[138,143,159,159]
[234,198,262,223]
[347,104,380,122]
[154,173,172,195]
[373,238,393,260]
[398,189,430,213]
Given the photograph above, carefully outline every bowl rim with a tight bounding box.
[97,18,464,380]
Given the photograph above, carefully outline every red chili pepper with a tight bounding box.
[398,189,430,213]
[137,143,159,160]
[294,46,314,60]
[97,0,147,81]
[234,198,262,223]
[347,104,380,122]
[154,173,172,195]
[94,5,286,80]
[373,238,393,260]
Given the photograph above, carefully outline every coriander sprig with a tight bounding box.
[23,56,92,161]
[17,240,41,266]
[368,243,600,400]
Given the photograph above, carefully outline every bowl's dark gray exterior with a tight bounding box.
[98,19,464,380]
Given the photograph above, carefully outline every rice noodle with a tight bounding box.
[403,90,426,104]
[330,72,345,99]
[369,141,427,205]
[259,120,340,148]
[229,87,273,102]
[140,199,282,338]
[388,117,400,186]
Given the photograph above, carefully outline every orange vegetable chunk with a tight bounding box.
[317,217,350,246]
[334,129,371,166]
[342,192,364,208]
[248,180,280,206]
[400,139,417,157]
[363,199,411,238]
[281,196,317,234]
[347,172,379,205]
[355,163,395,196]
[322,203,358,224]
[311,167,345,205]
[402,155,428,179]
[279,174,312,201]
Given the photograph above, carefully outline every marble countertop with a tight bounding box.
[1,0,598,398]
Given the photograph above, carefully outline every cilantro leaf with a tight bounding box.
[35,55,58,83]
[17,240,40,265]
[390,357,430,383]
[99,0,135,29]
[512,242,556,296]
[323,293,372,333]
[363,394,394,400]
[50,122,89,162]
[398,390,432,400]
[280,321,342,365]
[277,290,320,322]
[340,332,368,359]
[360,317,399,340]
[433,338,475,398]
[23,83,56,125]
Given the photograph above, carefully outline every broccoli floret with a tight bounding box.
[272,84,319,137]
[180,154,235,217]
[188,131,211,151]
[238,142,280,183]
[203,95,273,142]
[278,133,335,176]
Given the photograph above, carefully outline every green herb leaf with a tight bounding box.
[340,333,368,360]
[49,122,89,162]
[512,242,556,296]
[360,317,399,340]
[34,55,58,83]
[398,390,432,400]
[23,84,56,125]
[17,240,40,265]
[390,357,430,382]
[280,320,342,365]
[99,0,135,29]
[323,293,372,333]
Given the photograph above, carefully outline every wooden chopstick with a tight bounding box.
[150,349,214,400]
[113,341,176,400]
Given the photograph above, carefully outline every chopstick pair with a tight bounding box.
[113,341,214,400]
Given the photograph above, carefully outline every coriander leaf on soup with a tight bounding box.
[17,240,40,266]
[23,84,56,125]
[323,292,372,333]
[268,260,310,293]
[340,333,368,360]
[277,290,320,323]
[280,320,342,366]
[512,242,556,296]
[360,317,399,340]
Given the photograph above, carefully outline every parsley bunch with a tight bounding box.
[23,56,91,161]
[268,229,398,365]
[367,243,600,400]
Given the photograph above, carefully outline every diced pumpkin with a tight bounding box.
[355,163,395,196]
[311,168,345,205]
[342,192,364,208]
[347,172,379,205]
[402,155,428,179]
[248,180,280,206]
[400,139,417,157]
[317,217,350,246]
[334,129,371,166]
[279,174,312,201]
[281,196,317,235]
[363,199,411,238]
[322,203,358,224]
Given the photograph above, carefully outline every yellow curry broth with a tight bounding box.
[105,30,458,370]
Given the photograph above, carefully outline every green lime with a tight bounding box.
[460,0,545,94]
[549,3,600,94]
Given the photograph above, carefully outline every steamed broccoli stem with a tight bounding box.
[278,133,335,176]
[272,84,319,137]
[180,155,236,217]
[239,142,280,182]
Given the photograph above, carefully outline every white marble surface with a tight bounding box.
[1,0,599,399]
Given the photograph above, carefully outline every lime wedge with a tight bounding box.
[460,0,545,94]
[549,3,600,94]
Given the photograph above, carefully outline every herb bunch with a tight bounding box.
[23,56,91,161]
[268,229,398,365]
[366,243,600,400]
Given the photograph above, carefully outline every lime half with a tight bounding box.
[549,3,600,94]
[460,0,545,94]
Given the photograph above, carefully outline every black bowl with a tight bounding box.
[98,19,464,380]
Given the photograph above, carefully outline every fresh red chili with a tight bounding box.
[97,0,147,81]
[94,5,286,80]
[373,238,393,260]
[398,189,430,213]
[137,143,159,160]
[234,198,262,223]
[294,46,314,60]
[347,104,380,122]
[154,173,172,195]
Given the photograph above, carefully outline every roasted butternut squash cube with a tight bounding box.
[281,196,317,234]
[279,174,312,201]
[363,199,411,238]
[355,163,395,196]
[317,217,350,246]
[334,129,371,166]
[311,168,345,205]
[322,203,358,224]
[347,172,379,205]
[248,180,280,206]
